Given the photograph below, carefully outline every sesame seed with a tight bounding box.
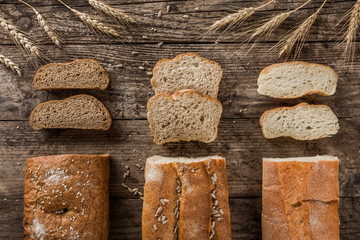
[162,219,169,224]
[139,66,145,70]
[157,42,163,47]
[219,209,224,215]
[166,5,170,13]
[157,10,162,18]
[153,224,158,231]
[183,15,190,19]
[146,71,153,76]
[131,51,139,55]
[155,206,162,217]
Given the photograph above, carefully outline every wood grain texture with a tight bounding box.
[0,0,360,239]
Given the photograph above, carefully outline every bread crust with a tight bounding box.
[262,157,339,240]
[24,154,110,240]
[147,89,223,145]
[150,53,223,97]
[259,102,338,140]
[29,94,112,130]
[258,61,338,99]
[142,156,231,240]
[33,59,109,90]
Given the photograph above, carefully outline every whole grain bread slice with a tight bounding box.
[30,94,112,130]
[151,53,222,98]
[260,102,339,140]
[147,89,223,145]
[257,61,338,99]
[34,59,109,90]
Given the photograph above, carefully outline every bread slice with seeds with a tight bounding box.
[257,61,338,99]
[30,94,112,130]
[147,89,223,145]
[151,53,222,98]
[260,103,339,140]
[34,59,109,90]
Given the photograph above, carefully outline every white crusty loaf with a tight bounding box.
[151,53,223,98]
[262,156,339,240]
[142,156,231,240]
[260,102,339,140]
[147,89,223,145]
[257,61,338,99]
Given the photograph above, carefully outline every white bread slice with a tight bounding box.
[147,89,223,145]
[260,103,339,140]
[258,61,338,99]
[151,53,222,98]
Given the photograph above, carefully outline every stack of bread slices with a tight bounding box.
[147,53,224,145]
[258,61,339,140]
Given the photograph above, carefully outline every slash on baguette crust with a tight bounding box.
[260,103,339,140]
[142,156,231,240]
[151,53,223,98]
[34,59,109,90]
[147,89,223,145]
[257,61,338,99]
[30,94,112,130]
[262,156,339,240]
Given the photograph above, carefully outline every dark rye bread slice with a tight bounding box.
[34,59,109,90]
[30,94,112,130]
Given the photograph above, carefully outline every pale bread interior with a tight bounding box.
[258,62,337,98]
[263,156,339,162]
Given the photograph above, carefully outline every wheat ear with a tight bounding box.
[18,0,63,48]
[339,0,360,62]
[57,0,120,37]
[0,54,21,76]
[0,17,42,58]
[277,0,327,58]
[87,0,136,27]
[206,0,275,36]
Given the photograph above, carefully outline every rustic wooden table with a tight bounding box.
[0,0,359,239]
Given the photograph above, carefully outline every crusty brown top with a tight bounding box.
[23,154,110,240]
[262,157,339,240]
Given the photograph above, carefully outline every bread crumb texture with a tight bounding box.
[262,157,339,240]
[23,154,110,240]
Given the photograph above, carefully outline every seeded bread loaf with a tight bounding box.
[147,89,223,145]
[257,61,338,99]
[23,154,110,240]
[151,53,223,98]
[262,156,339,240]
[30,94,112,130]
[142,156,231,240]
[34,59,109,90]
[260,102,339,140]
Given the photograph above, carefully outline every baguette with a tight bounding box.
[142,156,231,240]
[262,156,339,240]
[151,53,222,98]
[260,102,339,140]
[147,89,223,145]
[257,61,338,99]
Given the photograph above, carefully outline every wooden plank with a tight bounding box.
[1,197,359,240]
[0,0,355,44]
[0,42,360,121]
[0,119,359,199]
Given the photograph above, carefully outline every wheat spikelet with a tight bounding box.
[0,54,21,76]
[278,0,327,58]
[18,0,63,48]
[87,0,136,27]
[58,0,120,37]
[0,17,42,58]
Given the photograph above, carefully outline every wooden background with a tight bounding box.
[1,0,360,239]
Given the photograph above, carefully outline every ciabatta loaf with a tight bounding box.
[151,53,222,98]
[30,94,112,130]
[260,103,339,140]
[34,59,109,90]
[142,156,231,240]
[147,89,223,145]
[262,156,339,240]
[258,61,338,99]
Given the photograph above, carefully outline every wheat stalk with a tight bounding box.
[339,0,360,62]
[277,0,327,58]
[206,0,275,37]
[18,0,63,48]
[87,0,136,27]
[57,0,120,37]
[0,17,42,58]
[0,54,21,76]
